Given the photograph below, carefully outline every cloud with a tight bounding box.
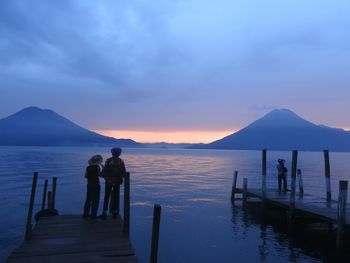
[1,0,350,131]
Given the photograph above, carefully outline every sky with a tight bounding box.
[1,0,350,143]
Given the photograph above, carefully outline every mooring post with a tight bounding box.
[324,150,332,202]
[231,171,238,203]
[123,172,130,235]
[262,149,267,199]
[243,178,248,205]
[336,180,348,250]
[41,179,48,211]
[25,172,38,240]
[150,204,162,263]
[52,177,57,209]
[297,169,304,195]
[47,191,52,209]
[289,151,298,221]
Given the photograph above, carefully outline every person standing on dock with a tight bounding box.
[277,159,288,192]
[83,154,103,219]
[100,147,126,220]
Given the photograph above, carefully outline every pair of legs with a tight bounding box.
[83,184,100,218]
[102,182,120,217]
[278,174,287,191]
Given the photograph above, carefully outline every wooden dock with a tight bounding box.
[231,149,349,249]
[7,171,162,263]
[7,215,138,263]
[235,188,350,225]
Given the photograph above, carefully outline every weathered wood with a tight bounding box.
[41,179,48,211]
[150,204,161,263]
[289,151,298,221]
[235,187,350,225]
[8,215,138,263]
[262,149,267,199]
[297,169,304,195]
[324,150,332,202]
[25,172,38,240]
[47,191,52,210]
[243,178,248,205]
[336,180,348,250]
[231,171,238,202]
[124,172,130,235]
[52,177,57,209]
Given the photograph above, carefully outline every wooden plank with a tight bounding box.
[236,187,350,225]
[8,215,138,263]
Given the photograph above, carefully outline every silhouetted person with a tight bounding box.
[277,159,288,192]
[83,154,103,219]
[100,147,126,220]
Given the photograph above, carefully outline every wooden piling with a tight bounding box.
[262,149,267,199]
[25,172,38,240]
[150,204,162,263]
[297,169,304,195]
[231,171,238,202]
[324,150,332,202]
[123,172,130,235]
[47,191,52,210]
[41,179,48,211]
[289,151,298,221]
[336,180,348,250]
[52,177,57,209]
[243,178,248,205]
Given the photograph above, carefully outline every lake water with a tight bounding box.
[1,146,350,263]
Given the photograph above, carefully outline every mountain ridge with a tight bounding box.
[0,106,141,147]
[191,109,350,152]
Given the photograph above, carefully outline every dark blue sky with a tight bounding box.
[1,1,350,142]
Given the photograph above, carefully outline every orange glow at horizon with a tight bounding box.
[93,129,236,143]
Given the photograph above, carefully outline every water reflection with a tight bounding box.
[1,147,350,262]
[233,200,350,263]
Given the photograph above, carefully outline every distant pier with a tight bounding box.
[231,149,349,250]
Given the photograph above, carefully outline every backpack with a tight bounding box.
[102,157,124,184]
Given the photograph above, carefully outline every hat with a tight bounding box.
[88,154,103,165]
[111,147,122,157]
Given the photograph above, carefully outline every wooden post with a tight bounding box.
[289,151,298,221]
[324,150,332,202]
[150,204,162,263]
[243,178,248,205]
[47,191,52,210]
[41,179,48,211]
[25,172,38,240]
[336,180,348,250]
[262,149,267,199]
[231,171,238,203]
[52,177,57,209]
[297,169,304,195]
[123,172,130,235]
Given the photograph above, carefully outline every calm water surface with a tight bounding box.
[1,147,350,262]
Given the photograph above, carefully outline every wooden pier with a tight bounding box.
[7,215,138,263]
[234,188,350,225]
[231,149,349,250]
[7,172,162,263]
